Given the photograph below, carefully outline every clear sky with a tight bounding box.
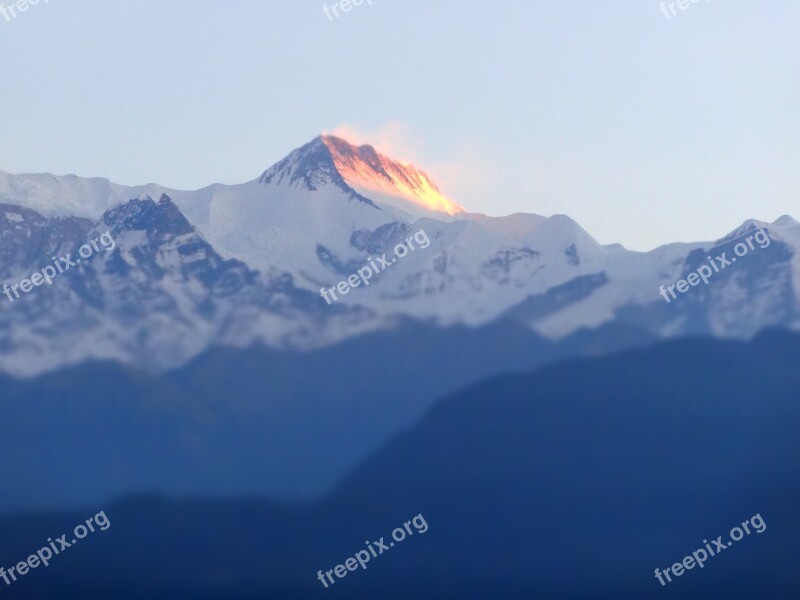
[1,0,798,250]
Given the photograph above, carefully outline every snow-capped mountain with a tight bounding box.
[1,135,798,376]
[0,195,338,374]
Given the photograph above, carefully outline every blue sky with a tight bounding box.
[1,0,798,249]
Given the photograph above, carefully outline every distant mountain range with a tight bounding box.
[2,134,798,376]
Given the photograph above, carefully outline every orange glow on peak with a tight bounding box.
[320,134,465,216]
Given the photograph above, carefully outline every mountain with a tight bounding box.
[1,136,799,377]
[2,331,798,598]
[0,194,330,374]
[0,169,165,220]
[0,318,661,512]
[0,321,555,511]
[313,134,465,216]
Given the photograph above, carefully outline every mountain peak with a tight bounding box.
[775,214,800,229]
[317,134,465,216]
[259,135,464,217]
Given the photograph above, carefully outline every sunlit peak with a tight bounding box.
[319,135,465,215]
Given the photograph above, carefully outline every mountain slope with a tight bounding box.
[2,331,798,597]
[0,194,327,374]
[0,321,563,511]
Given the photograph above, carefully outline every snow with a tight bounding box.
[0,136,798,376]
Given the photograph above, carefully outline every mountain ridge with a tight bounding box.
[0,136,798,376]
[2,330,798,597]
